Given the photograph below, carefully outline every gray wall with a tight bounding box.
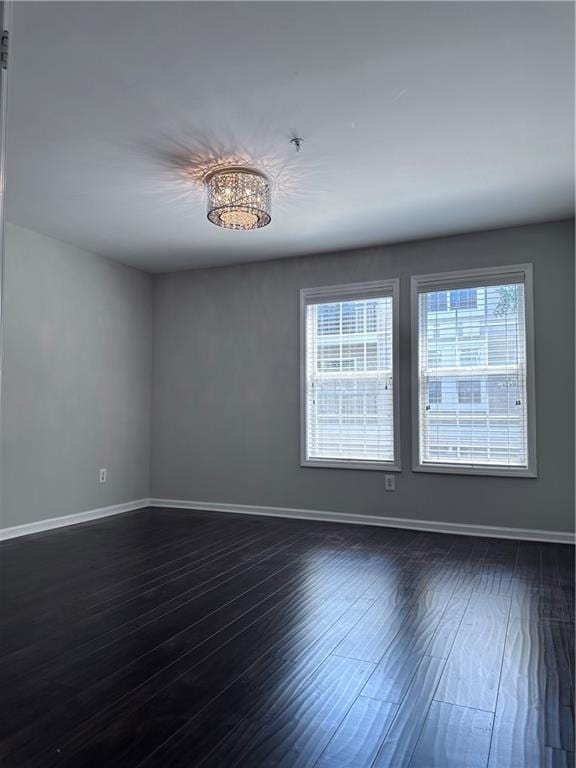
[150,220,575,534]
[1,223,152,528]
[2,220,573,533]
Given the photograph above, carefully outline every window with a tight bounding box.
[428,350,442,367]
[458,380,482,404]
[428,291,448,312]
[301,280,400,470]
[449,288,477,310]
[428,381,443,404]
[459,348,482,366]
[412,265,536,476]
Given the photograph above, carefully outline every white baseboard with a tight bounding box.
[3,497,573,545]
[149,498,575,545]
[0,499,149,541]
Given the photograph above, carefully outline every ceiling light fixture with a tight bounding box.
[205,167,271,230]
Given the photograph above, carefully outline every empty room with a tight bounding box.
[0,2,574,766]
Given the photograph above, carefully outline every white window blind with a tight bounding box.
[414,266,535,474]
[302,281,399,469]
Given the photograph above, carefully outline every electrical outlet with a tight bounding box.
[384,474,396,492]
[99,468,107,484]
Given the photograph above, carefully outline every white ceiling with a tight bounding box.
[5,1,574,272]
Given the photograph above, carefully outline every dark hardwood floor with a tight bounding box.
[0,507,573,767]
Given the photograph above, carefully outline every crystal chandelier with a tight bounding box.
[205,167,271,230]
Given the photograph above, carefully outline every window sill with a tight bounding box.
[301,459,402,472]
[412,462,537,478]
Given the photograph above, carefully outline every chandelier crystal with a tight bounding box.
[205,167,271,230]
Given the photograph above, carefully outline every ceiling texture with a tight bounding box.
[6,1,574,272]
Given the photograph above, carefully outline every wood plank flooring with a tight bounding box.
[0,507,573,767]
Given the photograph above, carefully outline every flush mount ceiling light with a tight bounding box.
[205,167,271,230]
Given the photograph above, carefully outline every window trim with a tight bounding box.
[411,264,537,478]
[300,279,401,472]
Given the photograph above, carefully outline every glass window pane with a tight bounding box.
[306,293,395,464]
[418,281,529,469]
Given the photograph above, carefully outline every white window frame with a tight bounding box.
[411,264,537,478]
[300,279,401,471]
